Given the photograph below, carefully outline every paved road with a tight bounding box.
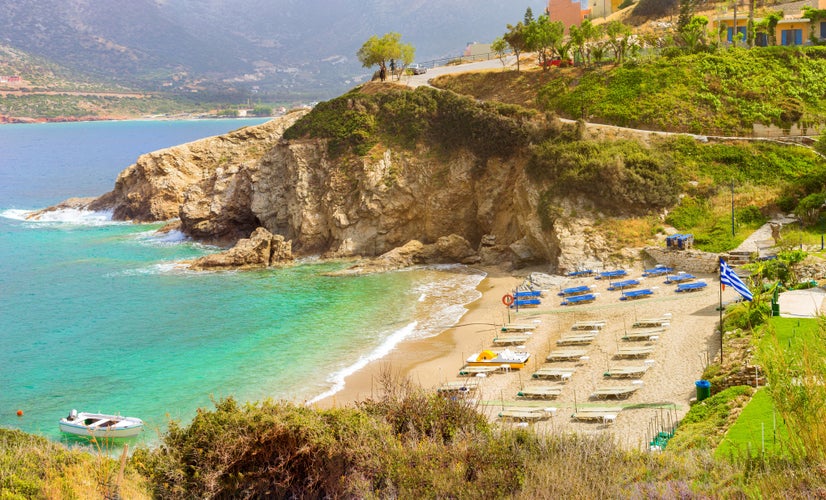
[402,56,516,88]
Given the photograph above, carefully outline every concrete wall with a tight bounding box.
[643,247,721,274]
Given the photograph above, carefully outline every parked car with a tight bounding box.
[540,57,573,68]
[408,63,427,75]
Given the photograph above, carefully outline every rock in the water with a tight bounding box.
[189,227,292,271]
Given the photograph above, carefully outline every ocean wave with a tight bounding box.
[307,321,418,404]
[0,207,123,227]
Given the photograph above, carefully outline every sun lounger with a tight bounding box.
[591,383,642,399]
[571,320,606,330]
[676,281,707,292]
[642,266,673,277]
[571,407,622,423]
[632,315,671,328]
[458,365,500,376]
[595,269,627,280]
[546,349,588,362]
[492,335,529,346]
[517,386,563,399]
[558,285,592,297]
[561,293,597,306]
[664,273,696,284]
[436,380,480,394]
[614,345,655,359]
[501,323,538,332]
[567,269,595,277]
[532,367,576,380]
[619,289,653,301]
[607,279,641,291]
[556,333,597,346]
[511,298,541,308]
[498,407,557,422]
[622,327,665,341]
[603,365,650,378]
[514,290,543,298]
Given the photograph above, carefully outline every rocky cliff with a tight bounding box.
[83,88,653,272]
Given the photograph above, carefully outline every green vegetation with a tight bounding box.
[716,388,791,459]
[667,385,755,452]
[283,85,540,159]
[528,139,679,214]
[356,32,415,81]
[0,428,148,498]
[538,48,826,135]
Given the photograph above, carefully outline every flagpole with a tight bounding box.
[719,259,724,364]
[719,267,723,366]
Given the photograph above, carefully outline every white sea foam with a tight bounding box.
[1,207,122,226]
[307,321,418,404]
[307,265,486,404]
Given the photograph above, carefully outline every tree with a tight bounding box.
[524,7,534,25]
[678,0,700,33]
[491,37,509,69]
[605,21,633,63]
[526,15,565,69]
[503,22,528,71]
[357,33,415,81]
[680,15,709,52]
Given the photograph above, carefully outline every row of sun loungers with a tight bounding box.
[532,367,575,380]
[642,266,673,277]
[436,380,480,394]
[571,407,621,423]
[664,272,696,284]
[572,320,606,330]
[492,335,529,346]
[603,364,650,378]
[517,386,563,399]
[607,279,640,291]
[591,382,643,400]
[560,293,597,306]
[676,281,707,292]
[622,328,664,341]
[620,289,654,300]
[595,269,628,280]
[498,407,557,422]
[546,348,588,362]
[558,285,593,297]
[556,332,597,346]
[500,323,538,332]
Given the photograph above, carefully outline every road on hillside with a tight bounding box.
[402,56,516,88]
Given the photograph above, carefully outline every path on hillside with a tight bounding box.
[733,215,800,258]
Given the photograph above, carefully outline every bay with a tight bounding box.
[0,119,483,445]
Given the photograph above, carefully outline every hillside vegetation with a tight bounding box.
[436,47,826,136]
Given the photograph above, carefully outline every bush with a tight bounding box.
[527,139,680,214]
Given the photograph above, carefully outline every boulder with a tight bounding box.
[189,227,292,271]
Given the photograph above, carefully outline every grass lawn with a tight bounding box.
[715,388,790,460]
[762,317,821,363]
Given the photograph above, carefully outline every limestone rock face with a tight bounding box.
[189,227,293,271]
[78,108,648,272]
[89,110,308,245]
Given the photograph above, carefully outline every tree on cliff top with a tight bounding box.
[357,33,415,81]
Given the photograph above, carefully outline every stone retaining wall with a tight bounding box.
[643,247,720,274]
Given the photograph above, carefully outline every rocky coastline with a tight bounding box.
[31,105,636,274]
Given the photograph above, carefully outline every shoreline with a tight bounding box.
[313,267,523,405]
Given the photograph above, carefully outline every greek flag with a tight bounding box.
[719,258,753,301]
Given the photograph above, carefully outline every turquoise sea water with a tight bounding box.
[0,120,483,446]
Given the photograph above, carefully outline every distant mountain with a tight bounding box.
[0,0,547,102]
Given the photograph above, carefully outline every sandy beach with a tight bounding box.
[317,264,732,450]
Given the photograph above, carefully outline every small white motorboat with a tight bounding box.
[59,409,144,438]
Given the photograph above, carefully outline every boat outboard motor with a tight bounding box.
[68,409,77,421]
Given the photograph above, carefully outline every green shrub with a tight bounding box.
[528,139,679,214]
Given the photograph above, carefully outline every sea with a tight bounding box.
[0,119,484,447]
